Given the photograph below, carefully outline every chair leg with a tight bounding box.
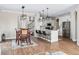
[20,39,23,45]
[28,37,32,44]
[16,38,17,42]
[17,39,19,45]
[26,38,28,44]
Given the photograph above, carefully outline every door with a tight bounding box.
[62,22,70,38]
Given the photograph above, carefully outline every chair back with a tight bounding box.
[21,29,28,35]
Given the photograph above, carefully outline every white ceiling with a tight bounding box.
[0,4,78,16]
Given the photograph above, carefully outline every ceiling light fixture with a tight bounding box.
[20,5,27,20]
[46,8,49,19]
[42,10,45,19]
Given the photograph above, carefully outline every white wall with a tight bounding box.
[76,8,79,45]
[58,6,79,46]
[70,11,77,41]
[58,14,71,36]
[0,11,36,41]
[0,12,19,41]
[70,7,79,45]
[71,6,79,45]
[58,13,77,42]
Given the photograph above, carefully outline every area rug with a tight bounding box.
[34,51,67,55]
[46,51,67,55]
[12,40,38,49]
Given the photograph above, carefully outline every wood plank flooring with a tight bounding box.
[0,37,79,55]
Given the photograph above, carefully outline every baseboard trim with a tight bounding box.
[6,37,16,40]
[71,39,77,42]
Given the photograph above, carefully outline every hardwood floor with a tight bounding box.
[0,37,79,55]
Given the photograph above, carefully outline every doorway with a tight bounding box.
[62,21,70,39]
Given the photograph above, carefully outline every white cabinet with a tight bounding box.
[50,30,58,43]
[35,30,58,43]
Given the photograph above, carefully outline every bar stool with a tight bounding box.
[36,30,38,33]
[39,30,42,37]
[42,31,47,39]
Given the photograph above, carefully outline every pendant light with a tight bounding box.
[46,8,49,19]
[42,10,45,19]
[20,5,27,20]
